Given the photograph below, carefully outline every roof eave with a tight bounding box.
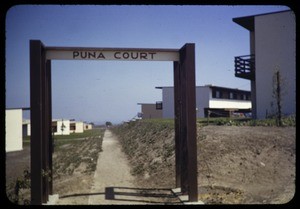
[232,16,254,31]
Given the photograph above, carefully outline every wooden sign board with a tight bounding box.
[46,47,179,61]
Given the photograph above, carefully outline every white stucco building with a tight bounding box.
[156,85,251,118]
[70,121,84,133]
[233,10,295,119]
[6,109,23,152]
[52,119,70,135]
[23,119,92,136]
[83,122,93,130]
[23,119,71,136]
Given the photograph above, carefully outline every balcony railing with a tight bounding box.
[234,55,255,80]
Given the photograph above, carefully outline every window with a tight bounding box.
[52,121,57,133]
[229,92,237,100]
[70,124,76,131]
[156,102,163,110]
[216,91,220,98]
[212,90,216,98]
[212,89,223,98]
[233,93,237,99]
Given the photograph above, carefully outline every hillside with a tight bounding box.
[112,119,295,204]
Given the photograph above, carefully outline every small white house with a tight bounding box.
[6,109,23,152]
[83,122,93,130]
[23,119,90,136]
[70,121,84,133]
[52,119,70,135]
[156,85,251,118]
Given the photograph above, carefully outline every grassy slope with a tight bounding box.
[7,128,105,204]
[112,119,176,188]
[112,118,295,204]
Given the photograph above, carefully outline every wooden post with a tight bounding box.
[46,60,53,195]
[179,43,198,202]
[31,41,52,204]
[173,61,181,188]
[179,52,189,194]
[30,40,45,205]
[41,46,49,203]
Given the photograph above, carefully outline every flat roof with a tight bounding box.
[137,103,157,105]
[156,85,250,92]
[233,10,291,31]
[6,107,30,110]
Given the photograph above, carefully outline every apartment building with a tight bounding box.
[233,10,295,119]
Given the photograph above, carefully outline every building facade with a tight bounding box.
[22,119,31,137]
[156,85,251,118]
[52,119,70,135]
[23,119,93,136]
[70,121,84,133]
[6,109,23,152]
[83,122,93,130]
[137,103,163,119]
[233,10,295,119]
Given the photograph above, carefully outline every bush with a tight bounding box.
[7,169,31,205]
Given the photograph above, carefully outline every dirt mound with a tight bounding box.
[112,120,295,204]
[197,125,295,204]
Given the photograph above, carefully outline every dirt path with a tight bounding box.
[54,129,180,205]
[87,129,145,205]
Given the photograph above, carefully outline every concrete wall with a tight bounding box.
[196,87,210,117]
[84,123,93,130]
[209,99,251,109]
[54,120,70,135]
[250,31,257,119]
[6,109,23,152]
[22,122,31,136]
[70,121,84,133]
[141,104,162,119]
[162,86,212,118]
[255,11,296,118]
[162,87,174,118]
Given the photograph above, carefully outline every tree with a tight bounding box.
[272,68,285,126]
[105,121,112,127]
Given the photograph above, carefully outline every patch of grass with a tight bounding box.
[6,169,31,205]
[52,129,104,178]
[53,129,103,139]
[112,119,176,188]
[23,129,104,147]
[197,115,295,127]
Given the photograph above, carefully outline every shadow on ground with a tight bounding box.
[60,187,182,204]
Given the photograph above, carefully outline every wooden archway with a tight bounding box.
[30,40,198,204]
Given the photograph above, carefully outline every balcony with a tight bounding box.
[234,55,255,80]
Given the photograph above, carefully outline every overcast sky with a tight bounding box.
[5,5,290,124]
